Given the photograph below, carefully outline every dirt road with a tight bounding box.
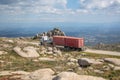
[84,49,120,56]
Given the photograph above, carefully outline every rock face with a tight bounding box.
[21,68,54,80]
[53,72,106,80]
[13,46,39,58]
[33,28,66,39]
[104,58,120,66]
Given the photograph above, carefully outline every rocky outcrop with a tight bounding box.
[104,58,120,66]
[21,68,54,80]
[40,46,62,56]
[33,28,65,39]
[0,69,106,80]
[13,46,40,58]
[53,72,106,80]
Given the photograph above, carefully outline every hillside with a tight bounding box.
[0,37,120,80]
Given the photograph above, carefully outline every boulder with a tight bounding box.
[21,68,54,80]
[78,58,93,67]
[68,58,78,63]
[90,59,103,65]
[4,39,14,43]
[114,66,120,70]
[47,47,53,52]
[53,47,57,51]
[53,72,106,80]
[0,51,7,55]
[54,50,62,56]
[104,58,120,66]
[13,46,39,58]
[40,50,46,54]
[78,58,103,67]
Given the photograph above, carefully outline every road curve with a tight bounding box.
[84,49,120,56]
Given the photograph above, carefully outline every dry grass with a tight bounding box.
[0,38,120,80]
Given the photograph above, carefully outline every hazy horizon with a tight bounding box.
[0,0,120,45]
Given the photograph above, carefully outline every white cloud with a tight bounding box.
[0,0,67,15]
[79,0,120,14]
[0,0,120,16]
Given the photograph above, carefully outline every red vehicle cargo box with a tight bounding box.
[53,36,66,46]
[65,37,84,48]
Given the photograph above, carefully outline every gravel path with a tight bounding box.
[84,49,120,56]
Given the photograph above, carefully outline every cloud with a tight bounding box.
[0,0,120,16]
[79,0,120,14]
[0,0,67,15]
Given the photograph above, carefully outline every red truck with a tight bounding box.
[53,36,85,51]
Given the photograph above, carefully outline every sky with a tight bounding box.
[0,0,120,23]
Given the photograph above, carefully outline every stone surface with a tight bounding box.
[0,71,29,76]
[114,66,120,70]
[53,72,106,80]
[13,46,39,58]
[90,59,103,65]
[78,58,103,67]
[0,51,7,55]
[21,68,54,80]
[47,47,53,52]
[104,58,120,66]
[78,58,91,67]
[45,51,54,55]
[54,50,62,56]
[39,57,56,61]
[67,62,75,66]
[7,40,14,43]
[68,58,78,63]
[108,64,115,69]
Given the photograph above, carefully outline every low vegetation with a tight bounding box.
[0,37,120,80]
